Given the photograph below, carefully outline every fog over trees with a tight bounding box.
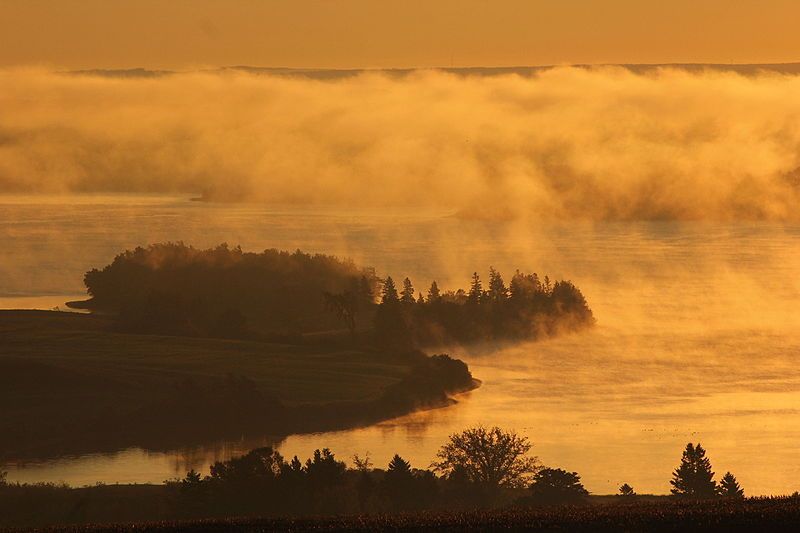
[75,243,594,347]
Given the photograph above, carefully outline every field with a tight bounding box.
[0,310,416,458]
[6,497,800,532]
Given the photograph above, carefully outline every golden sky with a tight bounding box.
[0,0,798,69]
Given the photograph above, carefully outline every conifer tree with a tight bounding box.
[400,277,415,303]
[670,443,717,498]
[387,454,413,477]
[416,292,425,304]
[468,272,483,304]
[618,483,636,497]
[718,472,744,499]
[488,267,508,302]
[381,276,399,304]
[428,280,441,302]
[383,454,416,510]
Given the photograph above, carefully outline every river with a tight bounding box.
[2,194,799,495]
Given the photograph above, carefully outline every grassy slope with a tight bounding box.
[0,310,408,404]
[0,310,412,457]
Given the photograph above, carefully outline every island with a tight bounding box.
[2,243,594,459]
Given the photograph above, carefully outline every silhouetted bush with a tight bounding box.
[526,468,590,505]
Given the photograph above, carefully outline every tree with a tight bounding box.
[618,483,636,497]
[400,277,415,304]
[323,290,358,338]
[305,448,346,490]
[428,280,441,302]
[352,453,375,512]
[387,454,413,477]
[381,276,399,304]
[468,272,483,304]
[0,467,7,486]
[488,267,508,302]
[352,453,373,472]
[718,472,744,499]
[181,469,203,486]
[433,426,539,488]
[528,468,589,505]
[358,274,375,303]
[543,275,552,294]
[670,443,717,498]
[416,292,425,304]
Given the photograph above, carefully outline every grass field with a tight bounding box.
[7,497,800,532]
[0,310,409,404]
[0,310,417,458]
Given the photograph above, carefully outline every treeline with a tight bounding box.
[373,269,594,347]
[0,428,752,528]
[75,243,593,346]
[77,243,377,338]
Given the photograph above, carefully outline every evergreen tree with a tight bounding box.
[416,292,425,304]
[387,454,413,477]
[618,483,636,497]
[718,472,744,499]
[427,280,441,302]
[488,267,508,302]
[670,443,717,498]
[383,454,415,511]
[381,276,399,304]
[468,272,483,304]
[400,277,415,303]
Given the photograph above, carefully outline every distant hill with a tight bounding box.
[67,62,800,79]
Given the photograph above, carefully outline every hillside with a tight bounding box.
[0,310,475,459]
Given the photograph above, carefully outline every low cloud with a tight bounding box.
[1,67,799,220]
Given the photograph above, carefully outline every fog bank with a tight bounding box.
[1,67,800,220]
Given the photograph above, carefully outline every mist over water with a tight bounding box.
[3,195,800,495]
[2,68,800,221]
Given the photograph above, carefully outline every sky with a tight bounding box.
[0,0,799,69]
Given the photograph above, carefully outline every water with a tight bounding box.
[2,194,800,495]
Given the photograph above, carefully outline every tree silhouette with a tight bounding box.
[352,453,373,472]
[528,468,589,505]
[305,448,346,492]
[181,469,203,486]
[618,483,636,497]
[323,290,358,338]
[543,275,552,294]
[381,276,399,305]
[428,281,441,302]
[358,274,375,303]
[400,277,415,304]
[718,472,744,499]
[433,426,539,488]
[387,454,412,477]
[670,443,717,498]
[488,267,508,302]
[467,272,483,304]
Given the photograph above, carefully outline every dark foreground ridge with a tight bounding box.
[8,498,800,532]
